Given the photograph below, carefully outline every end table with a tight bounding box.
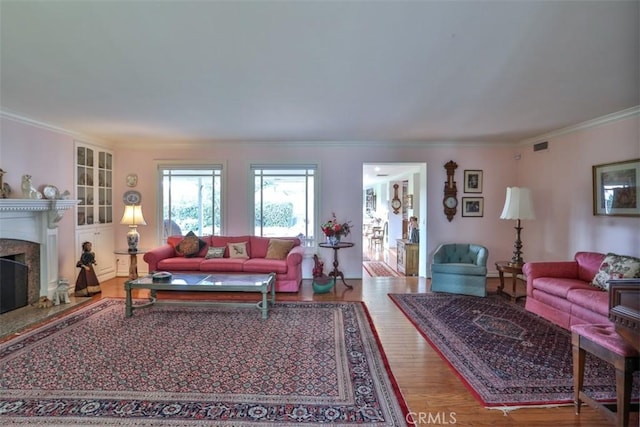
[495,261,526,302]
[114,249,147,280]
[319,242,355,289]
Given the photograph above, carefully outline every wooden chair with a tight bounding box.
[369,222,387,251]
[571,324,639,427]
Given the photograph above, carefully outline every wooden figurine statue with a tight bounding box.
[75,241,101,296]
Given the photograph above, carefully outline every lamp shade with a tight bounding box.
[500,187,535,220]
[120,205,147,226]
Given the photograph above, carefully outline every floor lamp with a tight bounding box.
[120,205,147,253]
[500,187,535,267]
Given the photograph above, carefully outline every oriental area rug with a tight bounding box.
[389,293,639,409]
[0,299,410,426]
[363,261,401,278]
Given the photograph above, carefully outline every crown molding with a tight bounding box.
[0,110,109,146]
[111,138,512,150]
[4,106,637,150]
[519,105,640,146]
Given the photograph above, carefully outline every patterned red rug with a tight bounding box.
[389,293,639,408]
[363,261,401,277]
[0,299,410,425]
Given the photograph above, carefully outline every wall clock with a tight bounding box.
[391,183,402,214]
[443,161,458,221]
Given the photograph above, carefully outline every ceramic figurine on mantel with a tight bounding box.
[1,181,10,198]
[0,168,7,198]
[21,174,42,199]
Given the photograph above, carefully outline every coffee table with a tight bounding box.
[124,272,276,319]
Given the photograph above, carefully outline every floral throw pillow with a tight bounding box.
[228,242,249,259]
[175,231,206,258]
[205,246,226,259]
[591,253,640,290]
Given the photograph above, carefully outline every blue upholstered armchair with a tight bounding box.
[430,243,488,297]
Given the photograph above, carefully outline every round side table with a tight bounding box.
[319,242,355,288]
[114,249,147,280]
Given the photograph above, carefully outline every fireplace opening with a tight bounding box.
[0,254,29,314]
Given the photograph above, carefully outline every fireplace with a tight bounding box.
[0,253,29,313]
[0,199,78,301]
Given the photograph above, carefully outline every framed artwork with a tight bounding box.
[464,170,483,193]
[404,194,413,209]
[462,197,484,217]
[592,158,639,216]
[365,188,376,214]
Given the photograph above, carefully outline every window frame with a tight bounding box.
[250,164,319,247]
[156,162,225,242]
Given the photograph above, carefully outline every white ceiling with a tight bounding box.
[1,1,638,146]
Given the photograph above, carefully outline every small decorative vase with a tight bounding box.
[327,235,340,246]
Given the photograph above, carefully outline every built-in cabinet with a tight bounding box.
[396,239,418,276]
[75,142,115,281]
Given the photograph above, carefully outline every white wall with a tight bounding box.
[518,112,640,261]
[2,109,638,282]
[0,118,111,283]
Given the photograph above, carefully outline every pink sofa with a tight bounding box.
[143,235,304,292]
[523,252,610,330]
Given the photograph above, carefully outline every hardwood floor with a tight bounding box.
[1,245,623,426]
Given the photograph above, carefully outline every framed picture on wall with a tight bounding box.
[365,188,376,214]
[592,158,640,216]
[464,170,483,193]
[462,197,484,217]
[404,194,413,209]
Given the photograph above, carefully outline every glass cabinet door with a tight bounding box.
[76,144,112,227]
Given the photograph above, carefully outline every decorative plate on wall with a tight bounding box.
[123,190,141,205]
[126,173,138,187]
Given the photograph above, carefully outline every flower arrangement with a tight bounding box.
[321,212,352,238]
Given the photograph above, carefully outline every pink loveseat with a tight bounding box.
[143,235,304,292]
[523,252,609,330]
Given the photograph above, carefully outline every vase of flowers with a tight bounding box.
[322,212,352,246]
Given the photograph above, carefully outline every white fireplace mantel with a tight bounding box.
[0,198,79,298]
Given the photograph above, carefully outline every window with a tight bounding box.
[251,165,317,246]
[159,165,222,240]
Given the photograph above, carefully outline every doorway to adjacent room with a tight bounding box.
[362,162,426,278]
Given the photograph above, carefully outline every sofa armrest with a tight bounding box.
[286,245,305,267]
[523,261,579,296]
[143,244,176,272]
[433,244,446,264]
[474,246,488,267]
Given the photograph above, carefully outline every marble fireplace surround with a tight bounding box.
[0,199,78,300]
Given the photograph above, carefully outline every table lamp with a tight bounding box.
[500,187,535,267]
[120,204,147,253]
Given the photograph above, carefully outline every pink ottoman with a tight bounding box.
[571,324,639,427]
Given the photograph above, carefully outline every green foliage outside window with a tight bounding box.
[255,202,294,227]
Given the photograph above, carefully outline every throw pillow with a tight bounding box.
[591,252,640,290]
[175,231,206,258]
[265,239,295,260]
[205,246,226,259]
[228,241,249,259]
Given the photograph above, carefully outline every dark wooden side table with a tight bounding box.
[319,242,355,288]
[114,249,147,280]
[495,261,526,302]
